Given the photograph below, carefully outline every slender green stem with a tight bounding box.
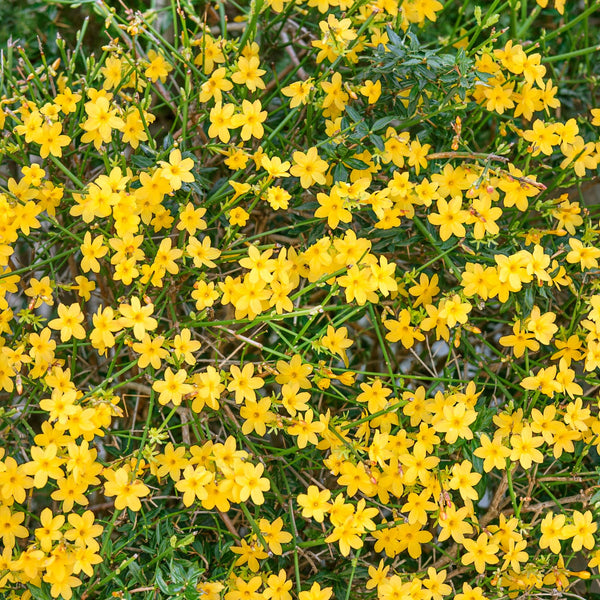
[506,462,521,519]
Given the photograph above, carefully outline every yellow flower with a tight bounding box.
[551,199,583,235]
[275,354,313,388]
[240,397,272,436]
[315,187,351,229]
[499,321,540,357]
[175,465,213,506]
[526,305,557,345]
[423,567,452,600]
[321,325,353,365]
[337,265,378,305]
[145,49,172,82]
[132,334,168,370]
[290,147,328,188]
[120,108,149,148]
[297,485,331,522]
[233,99,267,141]
[231,55,265,91]
[0,507,29,551]
[228,363,264,404]
[229,206,250,227]
[520,365,562,397]
[48,303,86,342]
[282,79,314,108]
[231,536,268,572]
[461,533,500,574]
[259,517,293,555]
[522,119,559,156]
[359,79,382,104]
[400,441,439,484]
[439,295,471,327]
[119,296,157,340]
[434,403,477,444]
[509,426,544,468]
[80,231,108,273]
[428,197,468,241]
[199,67,233,103]
[81,95,124,149]
[103,467,150,511]
[101,55,123,89]
[437,505,473,543]
[172,329,201,365]
[208,102,237,142]
[262,155,290,178]
[153,368,194,406]
[455,583,487,600]
[473,434,510,472]
[299,582,332,600]
[384,310,425,349]
[237,462,270,505]
[225,576,263,600]
[482,79,515,114]
[409,272,439,307]
[159,149,195,191]
[566,237,600,270]
[402,489,437,525]
[264,569,292,600]
[187,236,221,268]
[566,510,598,551]
[288,409,325,448]
[539,512,568,553]
[33,121,71,158]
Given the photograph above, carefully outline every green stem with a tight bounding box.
[543,44,600,63]
[517,3,542,38]
[510,0,518,39]
[541,1,600,45]
[344,546,361,600]
[367,304,401,396]
[240,502,269,550]
[237,0,266,53]
[413,216,462,280]
[49,155,85,188]
[506,462,521,519]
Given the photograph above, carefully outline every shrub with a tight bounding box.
[1,0,600,599]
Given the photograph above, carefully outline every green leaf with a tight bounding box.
[344,105,362,123]
[370,134,385,152]
[343,157,369,170]
[333,162,348,182]
[155,570,173,594]
[371,116,397,132]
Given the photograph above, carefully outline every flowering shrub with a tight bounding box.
[1,0,600,598]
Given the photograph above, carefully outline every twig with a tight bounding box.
[280,30,308,81]
[427,151,509,163]
[480,472,509,528]
[505,492,589,518]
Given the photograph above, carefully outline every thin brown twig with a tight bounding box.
[427,151,509,163]
[480,472,509,528]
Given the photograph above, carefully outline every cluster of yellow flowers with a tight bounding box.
[0,0,599,598]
